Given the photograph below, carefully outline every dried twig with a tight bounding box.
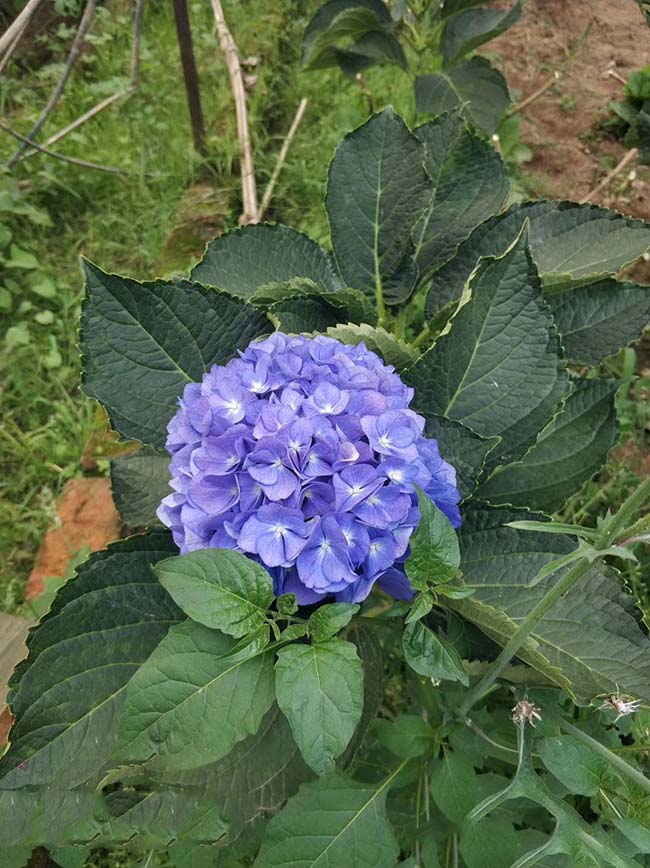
[210,0,258,224]
[355,73,376,114]
[506,71,560,118]
[0,121,129,175]
[7,0,97,169]
[0,2,38,77]
[0,0,44,58]
[173,0,206,154]
[15,0,144,165]
[582,148,638,203]
[258,97,308,221]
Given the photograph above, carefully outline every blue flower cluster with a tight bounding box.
[158,333,461,604]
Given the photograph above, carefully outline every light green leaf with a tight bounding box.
[254,769,401,867]
[423,415,499,499]
[309,603,360,641]
[326,107,431,304]
[547,277,650,364]
[408,229,565,467]
[114,620,275,770]
[5,243,39,269]
[80,260,270,447]
[452,503,650,703]
[110,446,170,527]
[373,714,435,759]
[428,200,650,315]
[538,736,621,796]
[0,531,182,789]
[155,548,274,638]
[477,378,619,512]
[405,591,434,624]
[614,818,650,854]
[403,620,468,685]
[415,58,510,135]
[431,751,507,825]
[191,225,342,298]
[275,639,363,775]
[406,488,460,590]
[326,322,417,369]
[440,1,523,66]
[413,113,509,280]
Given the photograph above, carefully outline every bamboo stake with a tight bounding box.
[210,0,258,224]
[581,148,638,203]
[0,6,34,77]
[257,97,308,221]
[0,0,44,58]
[172,0,206,154]
[7,0,97,168]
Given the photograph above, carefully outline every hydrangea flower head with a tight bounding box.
[158,332,461,604]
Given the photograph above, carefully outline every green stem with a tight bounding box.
[560,720,650,796]
[458,556,593,719]
[599,476,650,547]
[412,324,430,349]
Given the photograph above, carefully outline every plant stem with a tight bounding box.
[599,476,650,547]
[458,556,593,719]
[412,324,430,349]
[560,720,650,796]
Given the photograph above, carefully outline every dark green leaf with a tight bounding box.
[110,446,170,527]
[309,603,360,641]
[326,108,431,304]
[326,322,417,369]
[452,503,650,703]
[403,620,468,685]
[0,531,182,789]
[150,705,312,848]
[275,639,364,775]
[440,1,523,67]
[547,277,650,364]
[415,58,510,135]
[538,736,621,796]
[155,548,274,638]
[191,225,341,298]
[114,621,275,770]
[423,415,499,499]
[406,488,460,590]
[428,200,650,314]
[81,261,270,447]
[373,714,434,759]
[254,769,400,867]
[413,113,509,280]
[408,229,565,467]
[477,379,620,512]
[614,818,650,854]
[430,751,506,825]
[251,280,376,332]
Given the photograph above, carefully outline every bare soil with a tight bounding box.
[492,0,650,216]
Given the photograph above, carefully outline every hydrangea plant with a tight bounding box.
[3,108,650,867]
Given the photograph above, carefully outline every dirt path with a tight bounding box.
[492,0,650,216]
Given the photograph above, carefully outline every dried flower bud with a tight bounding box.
[511,699,542,727]
[599,694,642,724]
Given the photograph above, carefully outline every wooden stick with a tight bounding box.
[7,0,97,168]
[581,148,638,203]
[258,97,308,221]
[0,7,33,76]
[0,0,44,58]
[210,0,258,224]
[15,0,144,165]
[172,0,206,155]
[0,121,129,174]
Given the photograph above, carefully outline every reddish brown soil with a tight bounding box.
[492,0,650,216]
[26,477,121,599]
